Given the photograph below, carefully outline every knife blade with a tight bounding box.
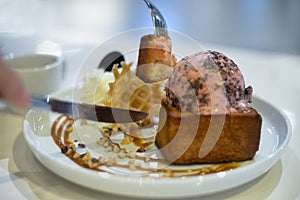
[30,95,148,123]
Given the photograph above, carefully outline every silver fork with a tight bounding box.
[144,0,168,36]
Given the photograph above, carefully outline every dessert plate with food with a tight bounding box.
[22,30,291,198]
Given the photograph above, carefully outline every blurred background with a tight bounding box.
[0,0,299,56]
[135,0,300,55]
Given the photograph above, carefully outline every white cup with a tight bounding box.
[6,54,64,95]
[4,54,64,114]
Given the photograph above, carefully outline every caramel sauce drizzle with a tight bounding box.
[51,115,241,177]
[133,137,153,149]
[51,115,106,172]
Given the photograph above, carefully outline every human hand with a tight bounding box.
[0,57,30,106]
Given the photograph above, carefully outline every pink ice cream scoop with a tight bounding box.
[165,50,253,114]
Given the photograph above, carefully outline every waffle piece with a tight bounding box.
[136,34,176,83]
[104,62,164,112]
[155,100,262,164]
[129,84,163,113]
[103,62,165,135]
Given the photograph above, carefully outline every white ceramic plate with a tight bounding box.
[22,89,291,199]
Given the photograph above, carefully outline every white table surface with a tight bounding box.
[1,1,300,199]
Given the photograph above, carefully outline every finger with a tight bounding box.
[0,58,30,106]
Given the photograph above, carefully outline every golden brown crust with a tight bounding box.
[136,34,176,83]
[155,100,262,164]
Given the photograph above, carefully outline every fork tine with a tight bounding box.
[144,0,168,36]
